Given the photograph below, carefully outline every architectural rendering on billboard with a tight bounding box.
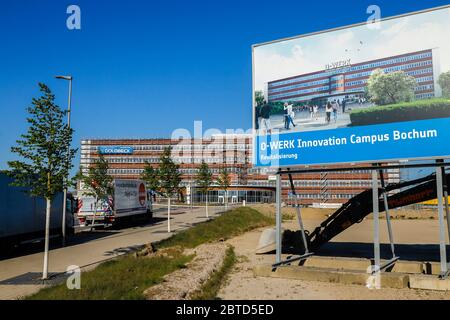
[253,6,450,167]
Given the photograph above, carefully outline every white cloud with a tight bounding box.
[380,18,409,36]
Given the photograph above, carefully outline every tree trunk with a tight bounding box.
[42,197,51,280]
[206,192,209,218]
[224,189,228,210]
[91,196,97,231]
[167,197,171,233]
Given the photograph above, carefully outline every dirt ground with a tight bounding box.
[250,204,439,221]
[218,217,450,300]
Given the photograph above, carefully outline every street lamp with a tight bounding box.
[55,75,73,246]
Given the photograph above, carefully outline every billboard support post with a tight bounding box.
[436,159,449,278]
[272,171,314,269]
[275,173,282,265]
[288,172,310,255]
[441,165,450,244]
[379,167,396,259]
[372,168,381,276]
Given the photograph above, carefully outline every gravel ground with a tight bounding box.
[218,226,450,300]
[144,243,228,300]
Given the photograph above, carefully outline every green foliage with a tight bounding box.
[268,101,285,115]
[7,83,76,200]
[367,69,416,105]
[216,167,231,192]
[27,249,193,300]
[77,155,114,200]
[350,98,450,126]
[141,162,160,192]
[158,147,181,197]
[196,161,213,194]
[191,246,236,300]
[438,71,450,98]
[254,90,265,106]
[156,207,273,249]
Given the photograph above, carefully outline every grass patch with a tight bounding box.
[26,247,192,300]
[156,206,273,249]
[349,98,450,126]
[191,246,236,300]
[27,207,271,300]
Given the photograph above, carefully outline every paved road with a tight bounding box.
[0,205,230,300]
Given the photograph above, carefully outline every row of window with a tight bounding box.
[345,61,432,80]
[81,156,248,165]
[416,92,435,99]
[415,84,434,92]
[269,85,330,100]
[295,194,355,199]
[269,51,432,87]
[81,144,251,152]
[269,78,330,94]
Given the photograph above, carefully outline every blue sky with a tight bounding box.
[1,0,449,175]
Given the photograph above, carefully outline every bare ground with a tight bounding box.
[251,204,439,221]
[217,225,450,300]
[144,243,228,300]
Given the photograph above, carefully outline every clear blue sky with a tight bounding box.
[1,0,449,175]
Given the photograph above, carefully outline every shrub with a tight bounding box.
[349,98,450,126]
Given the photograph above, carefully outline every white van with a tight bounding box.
[77,179,152,227]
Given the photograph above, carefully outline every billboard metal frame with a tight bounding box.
[253,5,450,282]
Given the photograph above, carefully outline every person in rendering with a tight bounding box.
[309,104,314,119]
[283,103,289,129]
[332,102,338,123]
[342,98,346,113]
[255,104,261,130]
[260,100,272,134]
[313,105,319,120]
[325,102,332,124]
[285,103,296,130]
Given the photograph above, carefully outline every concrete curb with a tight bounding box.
[410,274,450,291]
[253,264,410,289]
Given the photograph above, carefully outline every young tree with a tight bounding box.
[367,69,416,105]
[8,83,76,280]
[196,161,213,217]
[438,71,450,98]
[216,167,231,209]
[141,161,160,202]
[77,155,114,230]
[158,147,181,232]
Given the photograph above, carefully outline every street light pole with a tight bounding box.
[55,75,73,246]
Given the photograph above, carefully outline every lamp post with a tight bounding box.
[55,75,73,246]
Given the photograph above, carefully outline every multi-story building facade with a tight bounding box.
[266,49,441,104]
[80,135,400,205]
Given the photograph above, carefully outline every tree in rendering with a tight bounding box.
[255,90,265,106]
[216,167,231,209]
[158,147,181,232]
[367,69,416,105]
[438,71,450,98]
[8,83,76,280]
[77,155,114,230]
[141,161,160,201]
[196,160,213,217]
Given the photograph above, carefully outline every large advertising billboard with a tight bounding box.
[253,6,450,168]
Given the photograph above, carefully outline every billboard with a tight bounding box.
[253,5,450,168]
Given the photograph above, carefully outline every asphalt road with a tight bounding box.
[0,205,228,300]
